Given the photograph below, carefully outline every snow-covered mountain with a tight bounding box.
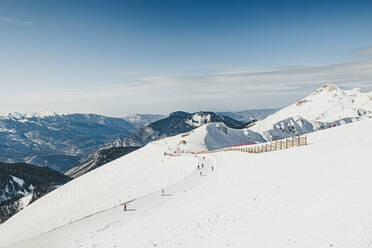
[109,111,249,148]
[66,121,260,179]
[0,162,70,224]
[1,116,372,247]
[0,112,136,172]
[250,84,372,140]
[65,147,140,178]
[161,122,266,153]
[123,114,166,129]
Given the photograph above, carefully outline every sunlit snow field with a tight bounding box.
[1,117,372,248]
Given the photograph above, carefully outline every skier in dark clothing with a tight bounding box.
[212,166,214,171]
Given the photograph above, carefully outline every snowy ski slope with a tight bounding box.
[1,118,372,247]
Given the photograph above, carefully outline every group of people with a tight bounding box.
[197,156,214,176]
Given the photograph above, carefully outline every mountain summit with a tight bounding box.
[250,83,372,140]
[109,111,249,148]
[265,83,372,123]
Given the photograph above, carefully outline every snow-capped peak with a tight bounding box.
[249,83,372,139]
[185,112,213,127]
[1,111,61,120]
[260,83,372,125]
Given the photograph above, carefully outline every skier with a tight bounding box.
[212,166,214,171]
[201,163,204,169]
[197,165,200,170]
[200,171,202,176]
[123,203,127,211]
[161,188,165,196]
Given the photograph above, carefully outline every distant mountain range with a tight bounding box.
[0,162,70,224]
[0,113,137,172]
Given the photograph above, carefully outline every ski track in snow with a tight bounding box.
[1,118,372,248]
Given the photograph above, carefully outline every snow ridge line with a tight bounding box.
[197,135,308,154]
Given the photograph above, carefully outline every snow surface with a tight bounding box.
[1,118,372,247]
[0,140,198,245]
[10,176,25,187]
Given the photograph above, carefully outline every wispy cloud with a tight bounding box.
[2,54,372,116]
[0,17,33,25]
[132,58,372,95]
[356,46,372,57]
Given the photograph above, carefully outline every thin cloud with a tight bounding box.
[134,59,372,94]
[355,46,372,57]
[0,17,33,25]
[2,57,372,116]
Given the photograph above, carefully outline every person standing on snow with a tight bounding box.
[123,203,127,211]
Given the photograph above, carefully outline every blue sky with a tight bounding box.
[1,0,372,116]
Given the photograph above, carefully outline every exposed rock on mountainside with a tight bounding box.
[0,162,71,224]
